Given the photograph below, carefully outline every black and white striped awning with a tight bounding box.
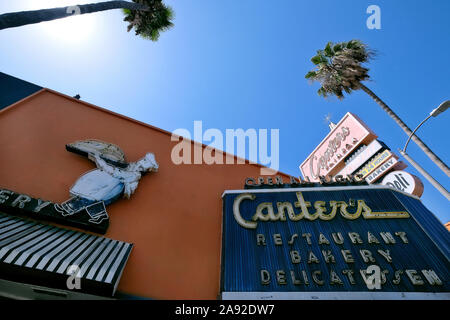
[0,212,132,297]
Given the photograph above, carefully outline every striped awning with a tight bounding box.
[0,212,132,297]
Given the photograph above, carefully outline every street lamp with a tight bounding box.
[399,100,450,201]
[403,100,450,154]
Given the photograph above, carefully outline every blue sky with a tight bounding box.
[0,0,449,222]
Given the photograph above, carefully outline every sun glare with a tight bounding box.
[25,0,97,45]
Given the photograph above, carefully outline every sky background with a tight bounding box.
[0,0,449,222]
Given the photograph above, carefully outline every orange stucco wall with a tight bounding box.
[0,89,291,299]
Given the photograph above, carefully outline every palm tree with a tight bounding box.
[305,40,449,177]
[0,0,174,41]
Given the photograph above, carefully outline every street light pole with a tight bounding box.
[403,100,450,157]
[399,150,450,201]
[400,100,450,201]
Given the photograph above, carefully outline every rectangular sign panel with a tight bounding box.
[356,150,393,178]
[221,187,449,298]
[0,188,108,234]
[300,113,377,182]
[365,157,398,184]
[337,140,384,177]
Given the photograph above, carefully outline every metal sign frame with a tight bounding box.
[220,185,449,299]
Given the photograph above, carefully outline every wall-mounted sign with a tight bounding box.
[221,187,449,299]
[0,188,107,234]
[300,113,377,182]
[0,140,158,234]
[382,171,424,197]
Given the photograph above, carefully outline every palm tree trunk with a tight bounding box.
[359,83,450,177]
[0,1,148,30]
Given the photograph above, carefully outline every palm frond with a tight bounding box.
[122,0,174,41]
[324,42,334,57]
[305,40,375,99]
[305,71,317,79]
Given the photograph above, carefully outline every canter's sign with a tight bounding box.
[300,113,377,182]
[221,186,450,299]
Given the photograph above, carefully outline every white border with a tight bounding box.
[221,291,450,300]
[222,185,420,200]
